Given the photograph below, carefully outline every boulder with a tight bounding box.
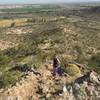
[75,71,100,84]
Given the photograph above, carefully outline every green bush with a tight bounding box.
[90,54,100,67]
[0,55,12,65]
[0,71,21,88]
[64,64,81,76]
[88,53,100,73]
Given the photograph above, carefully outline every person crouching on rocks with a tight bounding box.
[53,56,63,76]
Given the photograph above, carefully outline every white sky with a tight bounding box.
[0,0,99,4]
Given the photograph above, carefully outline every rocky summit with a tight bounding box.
[0,63,100,100]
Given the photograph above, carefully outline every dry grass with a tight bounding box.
[0,18,31,27]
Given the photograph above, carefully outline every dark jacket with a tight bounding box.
[53,58,60,68]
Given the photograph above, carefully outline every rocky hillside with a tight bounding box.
[0,63,100,100]
[0,4,100,100]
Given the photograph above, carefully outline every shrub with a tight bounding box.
[74,45,86,63]
[90,54,100,67]
[88,53,100,73]
[0,71,20,88]
[0,55,12,65]
[64,64,81,76]
[27,18,36,23]
[10,22,15,27]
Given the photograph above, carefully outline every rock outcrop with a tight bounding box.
[0,64,100,100]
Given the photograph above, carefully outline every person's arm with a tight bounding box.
[57,58,60,64]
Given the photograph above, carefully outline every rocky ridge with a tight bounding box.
[0,63,100,100]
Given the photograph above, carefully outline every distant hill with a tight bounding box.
[90,6,100,13]
[81,6,100,13]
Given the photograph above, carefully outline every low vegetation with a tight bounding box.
[0,4,100,88]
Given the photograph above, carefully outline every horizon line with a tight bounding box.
[0,1,100,5]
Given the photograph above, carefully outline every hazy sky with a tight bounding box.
[0,0,100,4]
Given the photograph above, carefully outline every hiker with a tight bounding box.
[53,56,62,76]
